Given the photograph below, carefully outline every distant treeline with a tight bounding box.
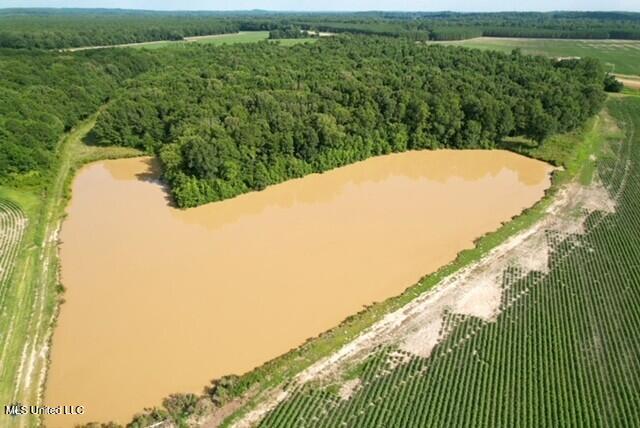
[297,12,640,41]
[425,12,640,40]
[0,49,155,182]
[1,10,640,49]
[0,15,240,49]
[268,25,312,40]
[90,36,606,208]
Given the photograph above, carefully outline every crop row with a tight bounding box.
[0,199,27,310]
[257,98,640,427]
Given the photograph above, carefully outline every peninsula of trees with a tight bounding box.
[90,36,606,207]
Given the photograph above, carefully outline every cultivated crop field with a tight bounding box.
[128,31,317,50]
[439,38,640,76]
[2,9,639,427]
[68,31,318,51]
[238,97,640,428]
[0,195,34,425]
[0,199,26,312]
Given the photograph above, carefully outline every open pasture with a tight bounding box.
[439,37,640,76]
[129,31,317,50]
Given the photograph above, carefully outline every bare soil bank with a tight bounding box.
[46,150,551,426]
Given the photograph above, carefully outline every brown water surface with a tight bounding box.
[46,150,551,426]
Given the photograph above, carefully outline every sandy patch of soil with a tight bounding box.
[618,78,640,90]
[338,379,362,400]
[231,176,618,428]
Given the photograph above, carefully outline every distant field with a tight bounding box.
[130,31,316,50]
[437,37,640,76]
[125,31,267,49]
[270,37,318,46]
[187,31,269,45]
[67,31,316,51]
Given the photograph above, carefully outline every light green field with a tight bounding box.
[437,37,640,76]
[187,31,270,46]
[269,37,318,46]
[131,31,317,50]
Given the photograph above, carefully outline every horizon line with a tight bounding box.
[1,7,640,13]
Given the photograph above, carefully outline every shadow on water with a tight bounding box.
[496,138,538,157]
[135,157,177,207]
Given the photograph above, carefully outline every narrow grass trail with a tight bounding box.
[0,115,101,427]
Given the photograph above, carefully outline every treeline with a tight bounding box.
[0,49,155,183]
[2,10,640,49]
[295,11,640,41]
[268,25,312,40]
[425,11,640,40]
[0,14,240,49]
[90,36,606,208]
[76,375,242,427]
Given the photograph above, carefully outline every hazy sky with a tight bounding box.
[1,0,639,12]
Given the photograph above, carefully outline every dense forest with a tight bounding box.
[1,10,640,49]
[0,49,155,182]
[294,12,640,40]
[89,36,606,207]
[0,13,239,49]
[422,12,640,40]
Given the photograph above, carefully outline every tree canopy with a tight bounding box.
[0,48,155,183]
[1,10,639,49]
[90,36,606,207]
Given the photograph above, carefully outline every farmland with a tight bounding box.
[68,31,318,51]
[438,37,640,75]
[0,114,141,428]
[0,9,639,428]
[0,199,28,405]
[231,96,640,427]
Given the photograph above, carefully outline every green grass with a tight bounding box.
[251,96,640,428]
[129,31,269,49]
[0,110,142,427]
[129,31,317,50]
[499,110,617,186]
[623,86,640,97]
[219,105,610,426]
[130,31,270,49]
[436,37,640,76]
[0,85,614,428]
[188,31,269,46]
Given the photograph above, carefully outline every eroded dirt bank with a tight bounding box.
[232,175,616,428]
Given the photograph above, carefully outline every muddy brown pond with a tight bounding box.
[46,150,552,426]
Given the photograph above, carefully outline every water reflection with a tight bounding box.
[47,149,551,426]
[102,150,550,233]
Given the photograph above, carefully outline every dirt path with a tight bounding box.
[230,173,618,427]
[0,115,100,428]
[616,75,640,89]
[65,32,244,51]
[475,36,639,43]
